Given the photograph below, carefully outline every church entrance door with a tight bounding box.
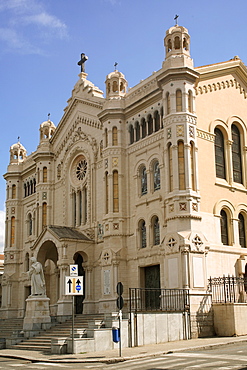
[144,265,160,310]
[74,253,85,314]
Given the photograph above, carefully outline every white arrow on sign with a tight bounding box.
[65,276,84,295]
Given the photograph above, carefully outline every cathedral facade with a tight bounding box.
[3,23,247,321]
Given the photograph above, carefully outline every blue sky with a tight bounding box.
[1,0,247,252]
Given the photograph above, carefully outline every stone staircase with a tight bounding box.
[0,318,24,348]
[9,314,105,353]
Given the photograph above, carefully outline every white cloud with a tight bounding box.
[0,27,43,54]
[0,210,5,254]
[0,0,68,54]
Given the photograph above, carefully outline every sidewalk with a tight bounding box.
[0,335,247,364]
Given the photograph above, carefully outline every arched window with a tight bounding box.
[25,253,29,272]
[24,183,27,197]
[113,170,119,212]
[215,128,226,179]
[135,121,140,141]
[112,127,118,146]
[113,80,118,92]
[174,36,180,49]
[188,90,193,113]
[153,216,160,245]
[129,125,134,144]
[42,202,47,229]
[239,213,246,248]
[153,161,160,191]
[105,172,109,214]
[141,118,147,138]
[220,209,229,245]
[168,143,173,192]
[10,216,15,246]
[178,141,185,190]
[190,141,195,190]
[232,124,242,184]
[148,115,153,135]
[176,89,182,112]
[160,107,164,128]
[141,166,147,195]
[27,182,30,196]
[105,128,108,147]
[28,213,32,236]
[140,220,146,248]
[43,167,47,182]
[154,111,160,132]
[166,92,170,115]
[12,184,16,199]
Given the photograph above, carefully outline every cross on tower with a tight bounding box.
[192,235,203,250]
[174,14,179,25]
[114,62,118,70]
[78,53,88,73]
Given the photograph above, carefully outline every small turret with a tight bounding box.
[105,69,127,99]
[39,119,56,142]
[9,140,27,164]
[163,24,193,68]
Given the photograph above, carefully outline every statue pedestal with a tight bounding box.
[23,296,51,336]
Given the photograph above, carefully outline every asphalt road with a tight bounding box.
[1,342,247,369]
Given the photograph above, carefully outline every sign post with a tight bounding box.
[65,265,84,354]
[116,282,124,357]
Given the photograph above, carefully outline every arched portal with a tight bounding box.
[73,252,86,314]
[37,240,59,316]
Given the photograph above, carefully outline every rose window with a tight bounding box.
[76,159,87,180]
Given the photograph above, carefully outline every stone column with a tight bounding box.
[181,246,189,289]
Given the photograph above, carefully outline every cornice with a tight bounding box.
[128,131,164,154]
[195,77,247,99]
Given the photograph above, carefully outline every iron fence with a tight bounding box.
[208,276,247,303]
[129,288,190,313]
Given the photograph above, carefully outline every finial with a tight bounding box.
[17,136,20,142]
[48,113,50,121]
[78,53,88,73]
[114,62,118,71]
[174,14,179,25]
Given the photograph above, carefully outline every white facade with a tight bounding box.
[2,23,247,331]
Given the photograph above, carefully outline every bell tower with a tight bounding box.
[157,23,200,232]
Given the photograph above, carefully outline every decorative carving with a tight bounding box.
[195,78,247,100]
[189,125,195,138]
[165,237,179,254]
[105,224,109,231]
[11,207,15,214]
[176,125,184,137]
[179,202,187,211]
[113,223,119,230]
[105,159,108,168]
[112,157,118,167]
[192,203,198,211]
[167,127,172,139]
[197,129,214,142]
[169,204,174,212]
[42,192,47,200]
[192,234,203,251]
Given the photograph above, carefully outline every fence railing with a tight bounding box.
[129,288,190,313]
[208,276,247,303]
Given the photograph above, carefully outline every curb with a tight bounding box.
[0,337,247,364]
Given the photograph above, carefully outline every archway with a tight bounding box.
[73,252,86,314]
[37,240,59,316]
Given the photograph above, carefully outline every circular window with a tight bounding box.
[76,159,87,180]
[71,155,88,185]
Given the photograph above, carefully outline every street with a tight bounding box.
[1,342,247,369]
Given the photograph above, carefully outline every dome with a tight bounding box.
[40,119,56,130]
[10,141,26,152]
[106,70,126,80]
[9,140,27,164]
[105,69,128,99]
[40,119,56,141]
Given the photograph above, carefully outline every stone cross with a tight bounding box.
[78,53,88,73]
